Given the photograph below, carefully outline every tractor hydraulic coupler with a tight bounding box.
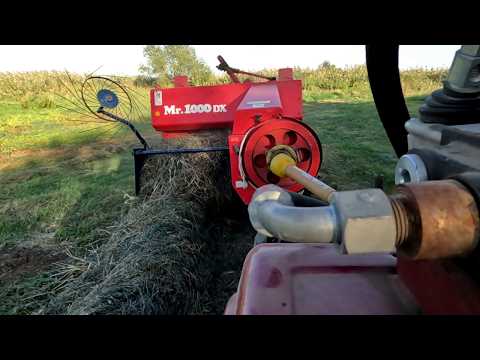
[248,179,480,260]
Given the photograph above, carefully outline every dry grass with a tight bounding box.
[40,133,251,315]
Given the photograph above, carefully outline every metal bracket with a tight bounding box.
[216,55,276,83]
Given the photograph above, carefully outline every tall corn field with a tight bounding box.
[0,66,449,108]
[0,71,141,109]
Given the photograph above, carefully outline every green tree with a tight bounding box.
[139,45,214,86]
[319,60,335,69]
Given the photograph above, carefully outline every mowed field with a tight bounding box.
[0,69,439,314]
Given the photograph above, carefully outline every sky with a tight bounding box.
[0,45,461,76]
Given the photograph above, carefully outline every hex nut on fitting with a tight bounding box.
[332,188,397,254]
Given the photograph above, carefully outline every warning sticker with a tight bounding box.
[154,91,163,106]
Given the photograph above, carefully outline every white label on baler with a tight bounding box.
[163,104,227,115]
[154,91,163,106]
[246,100,271,108]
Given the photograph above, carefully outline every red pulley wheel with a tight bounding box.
[241,119,322,192]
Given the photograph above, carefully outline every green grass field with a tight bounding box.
[0,70,439,314]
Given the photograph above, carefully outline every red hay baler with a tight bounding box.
[137,56,322,204]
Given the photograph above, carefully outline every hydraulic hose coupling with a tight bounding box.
[248,180,480,260]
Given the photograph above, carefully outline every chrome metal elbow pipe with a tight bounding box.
[248,184,399,254]
[248,185,337,244]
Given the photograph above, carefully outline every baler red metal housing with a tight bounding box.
[149,69,322,204]
[151,82,251,133]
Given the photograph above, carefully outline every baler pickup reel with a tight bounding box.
[76,74,231,195]
[78,76,151,151]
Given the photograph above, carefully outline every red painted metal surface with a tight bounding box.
[150,82,250,133]
[150,74,303,136]
[150,70,319,204]
[225,243,419,315]
[226,80,313,204]
[173,75,189,88]
[278,68,294,81]
[241,119,321,192]
[397,257,480,314]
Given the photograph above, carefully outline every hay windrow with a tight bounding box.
[45,132,253,315]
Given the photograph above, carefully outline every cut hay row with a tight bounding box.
[43,133,253,315]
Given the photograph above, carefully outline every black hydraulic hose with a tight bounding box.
[366,45,410,157]
[97,108,150,150]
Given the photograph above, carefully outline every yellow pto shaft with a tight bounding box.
[269,152,335,203]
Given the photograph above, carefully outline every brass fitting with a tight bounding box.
[390,180,480,260]
[332,179,480,259]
